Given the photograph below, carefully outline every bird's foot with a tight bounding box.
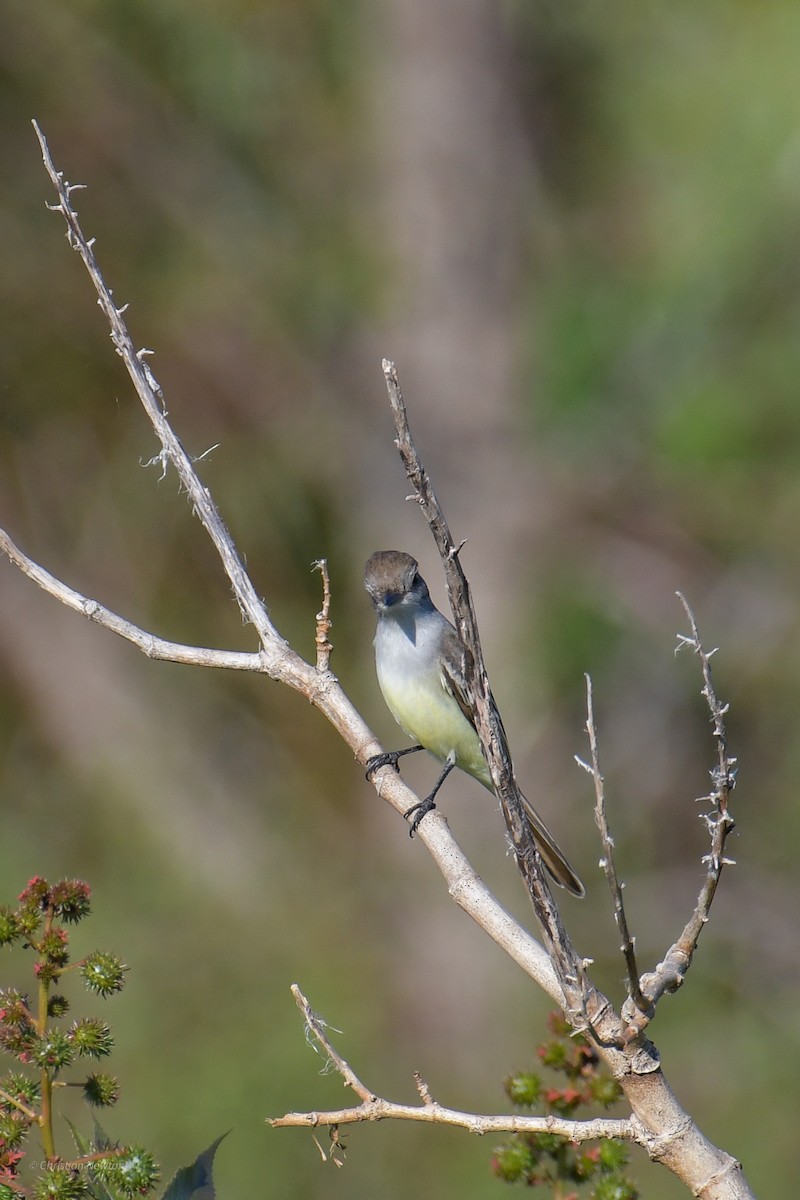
[403,797,437,838]
[365,750,402,778]
[365,745,423,779]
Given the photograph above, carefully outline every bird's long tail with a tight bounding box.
[472,762,585,897]
[519,794,585,898]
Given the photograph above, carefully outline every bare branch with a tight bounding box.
[0,526,262,671]
[26,124,374,754]
[383,379,561,921]
[32,120,283,659]
[312,560,333,673]
[579,675,647,1018]
[289,984,374,1104]
[676,592,737,820]
[275,974,753,1190]
[271,1098,634,1140]
[382,359,597,1026]
[270,985,635,1142]
[634,597,737,1017]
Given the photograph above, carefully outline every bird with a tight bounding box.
[364,550,584,897]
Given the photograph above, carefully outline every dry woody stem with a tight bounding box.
[269,986,633,1143]
[631,595,738,1025]
[383,360,588,1011]
[576,675,647,1020]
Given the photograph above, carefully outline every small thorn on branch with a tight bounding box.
[192,443,220,465]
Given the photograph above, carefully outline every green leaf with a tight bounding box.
[63,1117,92,1156]
[62,1120,115,1200]
[159,1133,229,1200]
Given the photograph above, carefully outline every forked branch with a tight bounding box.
[0,525,261,672]
[576,675,647,1020]
[32,120,283,659]
[269,985,634,1144]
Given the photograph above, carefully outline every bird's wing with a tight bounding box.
[438,625,477,729]
[439,623,514,750]
[439,623,585,897]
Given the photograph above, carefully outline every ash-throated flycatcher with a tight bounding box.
[364,550,584,897]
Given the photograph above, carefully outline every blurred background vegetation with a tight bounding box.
[1,1,799,1196]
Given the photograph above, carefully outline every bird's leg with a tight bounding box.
[365,744,424,778]
[404,753,457,837]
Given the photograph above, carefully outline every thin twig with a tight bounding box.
[382,359,599,1029]
[27,123,381,743]
[271,1099,635,1139]
[676,592,737,820]
[0,526,263,672]
[635,596,737,1018]
[312,560,333,673]
[577,675,647,1017]
[32,120,284,660]
[270,986,635,1142]
[290,984,375,1104]
[0,1085,40,1123]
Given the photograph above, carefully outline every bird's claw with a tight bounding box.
[403,797,437,838]
[365,750,403,779]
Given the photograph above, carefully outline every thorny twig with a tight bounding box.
[269,986,634,1143]
[626,595,737,1034]
[576,676,647,1021]
[382,359,594,1023]
[0,526,262,672]
[31,119,284,657]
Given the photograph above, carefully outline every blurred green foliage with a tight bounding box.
[1,2,799,1198]
[494,1011,636,1197]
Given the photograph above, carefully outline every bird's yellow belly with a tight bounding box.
[378,671,491,787]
